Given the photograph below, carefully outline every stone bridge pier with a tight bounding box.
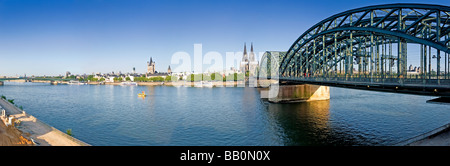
[261,84,330,103]
[0,81,3,86]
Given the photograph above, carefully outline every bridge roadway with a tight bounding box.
[279,77,450,97]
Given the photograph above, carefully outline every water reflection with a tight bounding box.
[265,100,358,145]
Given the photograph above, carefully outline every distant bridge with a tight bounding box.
[259,3,450,97]
[0,77,74,82]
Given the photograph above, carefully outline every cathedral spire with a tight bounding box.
[242,42,248,62]
[251,42,253,53]
[243,42,247,56]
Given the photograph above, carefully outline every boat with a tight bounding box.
[202,81,213,88]
[193,81,213,88]
[121,82,138,86]
[138,91,147,97]
[68,80,87,85]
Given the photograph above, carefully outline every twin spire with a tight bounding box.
[242,42,255,62]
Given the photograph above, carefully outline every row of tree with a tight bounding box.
[187,73,245,82]
[76,75,105,82]
[133,76,172,82]
[76,73,246,83]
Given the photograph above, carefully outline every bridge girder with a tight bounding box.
[279,3,450,78]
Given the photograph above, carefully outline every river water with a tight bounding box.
[0,82,449,146]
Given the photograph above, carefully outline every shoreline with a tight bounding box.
[25,80,249,87]
[95,81,248,87]
[398,123,450,146]
[0,98,89,146]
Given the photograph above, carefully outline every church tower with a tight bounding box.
[147,57,156,74]
[168,65,172,74]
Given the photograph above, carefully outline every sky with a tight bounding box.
[0,0,449,76]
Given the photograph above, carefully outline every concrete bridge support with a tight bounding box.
[0,81,3,86]
[267,84,330,103]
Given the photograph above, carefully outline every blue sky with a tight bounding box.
[0,0,449,76]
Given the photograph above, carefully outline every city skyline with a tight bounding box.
[1,0,449,77]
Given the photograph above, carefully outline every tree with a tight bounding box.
[149,76,164,82]
[236,73,245,81]
[87,75,94,81]
[113,77,123,82]
[211,73,222,82]
[165,76,173,82]
[202,74,211,81]
[125,77,131,81]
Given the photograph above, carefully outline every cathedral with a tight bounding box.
[146,57,172,77]
[240,42,258,76]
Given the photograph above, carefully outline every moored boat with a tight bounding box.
[121,82,138,86]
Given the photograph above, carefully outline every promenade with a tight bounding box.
[0,98,89,146]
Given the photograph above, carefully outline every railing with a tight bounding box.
[279,75,450,87]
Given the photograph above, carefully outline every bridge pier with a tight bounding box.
[266,84,330,103]
[0,81,3,86]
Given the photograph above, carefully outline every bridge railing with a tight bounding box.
[280,75,450,87]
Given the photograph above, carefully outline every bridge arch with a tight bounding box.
[278,3,450,82]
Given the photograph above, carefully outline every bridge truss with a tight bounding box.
[261,3,450,96]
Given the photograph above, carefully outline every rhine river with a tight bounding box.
[1,82,449,146]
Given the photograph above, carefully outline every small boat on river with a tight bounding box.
[138,91,147,97]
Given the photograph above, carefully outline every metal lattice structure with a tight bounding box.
[260,3,450,96]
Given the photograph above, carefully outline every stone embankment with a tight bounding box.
[0,98,89,146]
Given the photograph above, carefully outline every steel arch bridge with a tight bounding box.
[259,3,450,96]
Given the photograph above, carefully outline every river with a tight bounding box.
[0,82,449,146]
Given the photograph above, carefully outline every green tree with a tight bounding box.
[236,73,245,81]
[211,73,222,82]
[87,75,94,81]
[189,74,195,82]
[125,77,131,81]
[224,74,234,82]
[165,76,172,82]
[113,77,123,82]
[149,76,164,82]
[202,74,211,81]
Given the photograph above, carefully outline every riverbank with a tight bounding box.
[0,98,89,146]
[105,81,247,87]
[25,79,257,87]
[405,123,450,146]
